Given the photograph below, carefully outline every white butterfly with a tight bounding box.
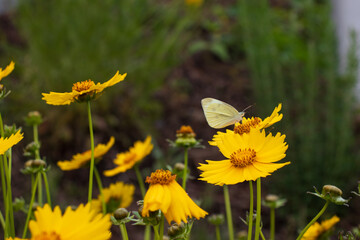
[201,98,246,129]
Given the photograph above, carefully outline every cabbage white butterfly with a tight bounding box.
[201,98,246,129]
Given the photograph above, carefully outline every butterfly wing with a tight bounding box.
[201,98,244,129]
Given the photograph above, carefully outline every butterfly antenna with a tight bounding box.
[242,104,254,112]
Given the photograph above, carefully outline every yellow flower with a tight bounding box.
[0,61,15,81]
[5,238,25,240]
[198,129,289,185]
[41,71,127,105]
[57,137,115,171]
[210,104,282,146]
[0,130,23,154]
[142,169,208,224]
[91,181,135,214]
[103,136,153,176]
[302,216,340,240]
[29,203,111,240]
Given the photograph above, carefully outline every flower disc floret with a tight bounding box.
[72,80,95,92]
[230,148,256,168]
[146,169,177,185]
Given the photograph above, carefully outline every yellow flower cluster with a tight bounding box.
[302,216,340,240]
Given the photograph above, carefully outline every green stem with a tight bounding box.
[254,178,262,240]
[37,173,43,206]
[5,149,14,237]
[87,101,95,203]
[182,147,189,190]
[215,225,221,240]
[153,225,160,240]
[270,207,275,240]
[33,125,40,159]
[119,224,129,240]
[94,167,106,214]
[185,220,194,240]
[260,230,265,240]
[0,155,7,238]
[134,164,146,198]
[248,181,254,240]
[223,185,234,240]
[42,172,52,207]
[144,226,151,240]
[0,210,5,232]
[22,173,39,239]
[296,201,329,240]
[159,213,164,240]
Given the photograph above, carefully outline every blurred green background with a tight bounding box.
[0,0,359,239]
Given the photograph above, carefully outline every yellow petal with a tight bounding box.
[0,130,23,154]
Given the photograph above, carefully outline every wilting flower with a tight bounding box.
[91,181,135,214]
[57,137,114,171]
[29,203,111,240]
[0,61,14,81]
[42,71,126,105]
[142,169,208,224]
[301,216,340,240]
[210,104,282,146]
[0,130,23,154]
[104,136,153,176]
[198,129,289,185]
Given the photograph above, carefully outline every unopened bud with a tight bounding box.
[207,214,225,225]
[322,185,342,197]
[167,222,185,237]
[113,208,128,220]
[25,160,34,168]
[174,163,185,172]
[25,111,43,126]
[32,159,46,168]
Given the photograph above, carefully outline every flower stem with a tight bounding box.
[0,210,5,231]
[37,173,43,206]
[182,147,189,190]
[254,178,262,240]
[134,164,146,198]
[94,166,106,214]
[119,224,129,240]
[153,225,160,240]
[0,155,7,238]
[42,172,52,207]
[215,225,221,240]
[248,180,254,240]
[296,201,329,240]
[4,149,15,237]
[22,173,39,239]
[270,207,275,240]
[87,101,95,203]
[223,185,234,240]
[159,213,164,240]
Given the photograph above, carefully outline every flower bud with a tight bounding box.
[24,160,34,168]
[32,159,46,168]
[207,214,225,226]
[174,163,185,172]
[236,230,248,240]
[263,194,287,209]
[173,125,202,148]
[3,124,21,138]
[113,208,129,220]
[25,111,43,126]
[24,141,40,158]
[309,185,350,206]
[167,222,185,237]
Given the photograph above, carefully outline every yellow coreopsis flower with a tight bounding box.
[0,61,14,81]
[103,136,153,176]
[302,216,340,240]
[57,137,115,171]
[0,130,23,154]
[198,128,289,185]
[29,204,111,240]
[41,71,126,105]
[210,103,282,146]
[91,181,135,214]
[142,169,208,224]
